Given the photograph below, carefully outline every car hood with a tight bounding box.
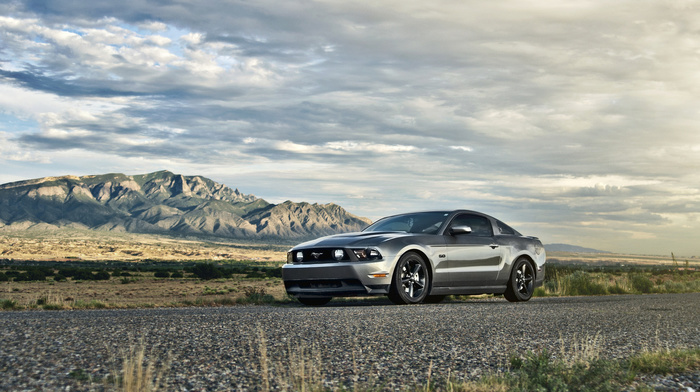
[292,231,415,249]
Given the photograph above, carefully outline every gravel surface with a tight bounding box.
[1,293,699,391]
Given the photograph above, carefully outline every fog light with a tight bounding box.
[295,251,304,262]
[333,249,344,260]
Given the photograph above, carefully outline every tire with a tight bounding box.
[504,258,535,302]
[298,297,332,306]
[388,252,430,305]
[423,295,446,304]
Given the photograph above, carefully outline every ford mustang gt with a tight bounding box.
[282,210,546,306]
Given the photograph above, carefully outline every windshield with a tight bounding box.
[364,212,451,235]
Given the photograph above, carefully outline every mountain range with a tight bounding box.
[0,171,371,241]
[544,243,611,254]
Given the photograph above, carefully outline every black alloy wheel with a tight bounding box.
[504,257,535,302]
[389,252,430,304]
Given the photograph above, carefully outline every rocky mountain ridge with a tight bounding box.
[0,171,371,241]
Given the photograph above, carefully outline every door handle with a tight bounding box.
[489,244,499,249]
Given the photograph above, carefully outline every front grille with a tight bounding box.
[298,280,343,289]
[290,248,349,263]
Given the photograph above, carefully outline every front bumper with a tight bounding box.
[282,261,392,298]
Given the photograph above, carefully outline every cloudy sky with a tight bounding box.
[1,1,699,255]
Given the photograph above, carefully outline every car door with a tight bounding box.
[443,213,503,287]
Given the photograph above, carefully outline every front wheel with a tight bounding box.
[504,258,535,302]
[388,252,430,305]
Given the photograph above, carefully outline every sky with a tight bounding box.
[1,1,699,256]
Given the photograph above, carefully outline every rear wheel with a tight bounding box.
[298,297,332,306]
[504,258,535,302]
[388,252,430,305]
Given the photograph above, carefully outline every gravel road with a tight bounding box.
[1,293,699,391]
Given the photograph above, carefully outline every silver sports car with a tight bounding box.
[282,210,546,306]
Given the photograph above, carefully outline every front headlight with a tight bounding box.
[295,251,304,262]
[352,248,382,261]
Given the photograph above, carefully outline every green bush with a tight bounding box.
[93,271,111,280]
[237,287,275,304]
[1,299,18,309]
[607,284,628,295]
[0,273,8,282]
[14,269,48,281]
[170,270,184,278]
[191,263,223,280]
[563,271,608,296]
[53,273,67,282]
[629,274,654,293]
[507,350,626,392]
[154,271,171,278]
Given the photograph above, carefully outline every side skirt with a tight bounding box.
[430,285,506,296]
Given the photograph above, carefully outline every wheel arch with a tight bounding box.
[511,253,538,280]
[391,248,435,290]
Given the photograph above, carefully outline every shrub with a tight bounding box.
[0,273,8,282]
[154,271,171,278]
[93,271,111,281]
[14,269,48,281]
[562,271,608,296]
[71,269,95,281]
[237,287,275,305]
[170,271,184,278]
[191,263,223,280]
[1,299,18,309]
[607,284,628,295]
[507,350,626,392]
[629,274,654,293]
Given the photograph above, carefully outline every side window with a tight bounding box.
[449,214,493,237]
[496,220,515,235]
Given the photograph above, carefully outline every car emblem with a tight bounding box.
[311,252,323,259]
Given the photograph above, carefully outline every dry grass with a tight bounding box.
[558,332,604,367]
[0,230,287,262]
[112,339,171,392]
[1,274,288,310]
[547,251,699,268]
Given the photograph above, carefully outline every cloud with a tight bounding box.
[1,1,699,254]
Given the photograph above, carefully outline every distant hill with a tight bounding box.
[545,243,611,254]
[0,171,371,241]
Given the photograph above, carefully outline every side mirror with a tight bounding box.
[449,225,472,235]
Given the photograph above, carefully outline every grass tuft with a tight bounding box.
[113,339,171,392]
[628,347,700,374]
